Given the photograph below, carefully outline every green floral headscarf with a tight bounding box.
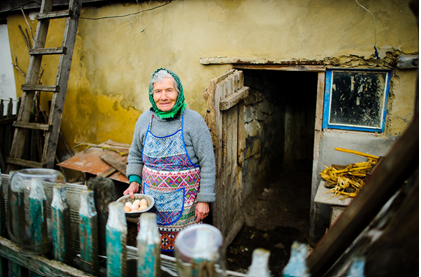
[149,68,187,119]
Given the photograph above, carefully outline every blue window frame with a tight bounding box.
[323,68,391,132]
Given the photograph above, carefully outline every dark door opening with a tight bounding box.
[226,69,318,275]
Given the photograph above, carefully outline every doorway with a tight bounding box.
[226,69,319,275]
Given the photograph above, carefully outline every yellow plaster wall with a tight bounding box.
[6,0,418,150]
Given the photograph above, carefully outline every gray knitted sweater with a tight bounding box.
[126,108,216,203]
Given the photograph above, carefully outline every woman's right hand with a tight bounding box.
[123,182,140,199]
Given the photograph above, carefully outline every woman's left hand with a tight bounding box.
[195,202,210,223]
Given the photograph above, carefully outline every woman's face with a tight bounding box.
[152,77,178,112]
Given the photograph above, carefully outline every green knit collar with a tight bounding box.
[149,68,187,119]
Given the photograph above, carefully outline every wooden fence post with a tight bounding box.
[79,190,98,275]
[106,202,127,277]
[51,184,72,265]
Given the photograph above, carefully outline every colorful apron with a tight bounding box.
[139,114,201,252]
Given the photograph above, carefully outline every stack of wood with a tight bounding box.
[74,141,129,178]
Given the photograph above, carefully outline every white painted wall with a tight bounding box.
[0,24,17,116]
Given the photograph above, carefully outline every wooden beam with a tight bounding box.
[99,153,126,176]
[306,112,419,276]
[36,10,71,20]
[234,64,326,72]
[13,121,51,131]
[21,85,59,92]
[0,237,93,276]
[6,157,47,168]
[29,47,67,55]
[200,56,325,69]
[219,87,249,111]
[309,72,326,237]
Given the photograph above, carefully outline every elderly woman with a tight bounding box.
[123,68,216,253]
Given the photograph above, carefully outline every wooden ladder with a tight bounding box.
[7,0,82,172]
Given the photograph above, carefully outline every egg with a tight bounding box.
[139,199,148,206]
[133,199,141,206]
[138,204,148,211]
[124,206,131,213]
[130,204,139,211]
[125,202,132,207]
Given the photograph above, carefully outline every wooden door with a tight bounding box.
[203,69,249,248]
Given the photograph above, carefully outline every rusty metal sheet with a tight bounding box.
[58,141,130,184]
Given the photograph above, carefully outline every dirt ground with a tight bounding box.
[226,161,314,276]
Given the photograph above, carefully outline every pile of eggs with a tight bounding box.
[124,198,148,213]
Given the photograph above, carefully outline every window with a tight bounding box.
[323,69,391,132]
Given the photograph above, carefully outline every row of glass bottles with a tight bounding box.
[4,168,274,276]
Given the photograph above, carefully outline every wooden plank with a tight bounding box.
[234,64,326,72]
[97,167,116,177]
[211,81,224,234]
[306,112,419,276]
[221,104,244,247]
[6,157,46,168]
[99,153,126,176]
[0,0,101,13]
[21,85,59,92]
[36,10,71,20]
[309,71,326,237]
[0,237,92,276]
[200,57,325,67]
[29,47,67,55]
[214,82,224,177]
[13,121,51,131]
[202,69,236,148]
[219,87,249,111]
[225,75,233,98]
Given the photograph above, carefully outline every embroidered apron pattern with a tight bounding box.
[140,115,201,251]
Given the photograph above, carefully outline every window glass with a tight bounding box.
[323,69,391,132]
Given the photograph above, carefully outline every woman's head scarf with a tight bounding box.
[149,68,187,119]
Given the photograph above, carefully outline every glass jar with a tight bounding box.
[175,224,226,277]
[7,168,65,256]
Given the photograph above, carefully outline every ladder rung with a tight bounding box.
[36,10,72,20]
[29,47,67,55]
[7,157,47,168]
[13,121,51,131]
[21,85,59,92]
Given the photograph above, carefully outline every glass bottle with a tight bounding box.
[51,184,72,264]
[246,248,271,277]
[7,169,65,256]
[137,212,161,277]
[106,201,127,277]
